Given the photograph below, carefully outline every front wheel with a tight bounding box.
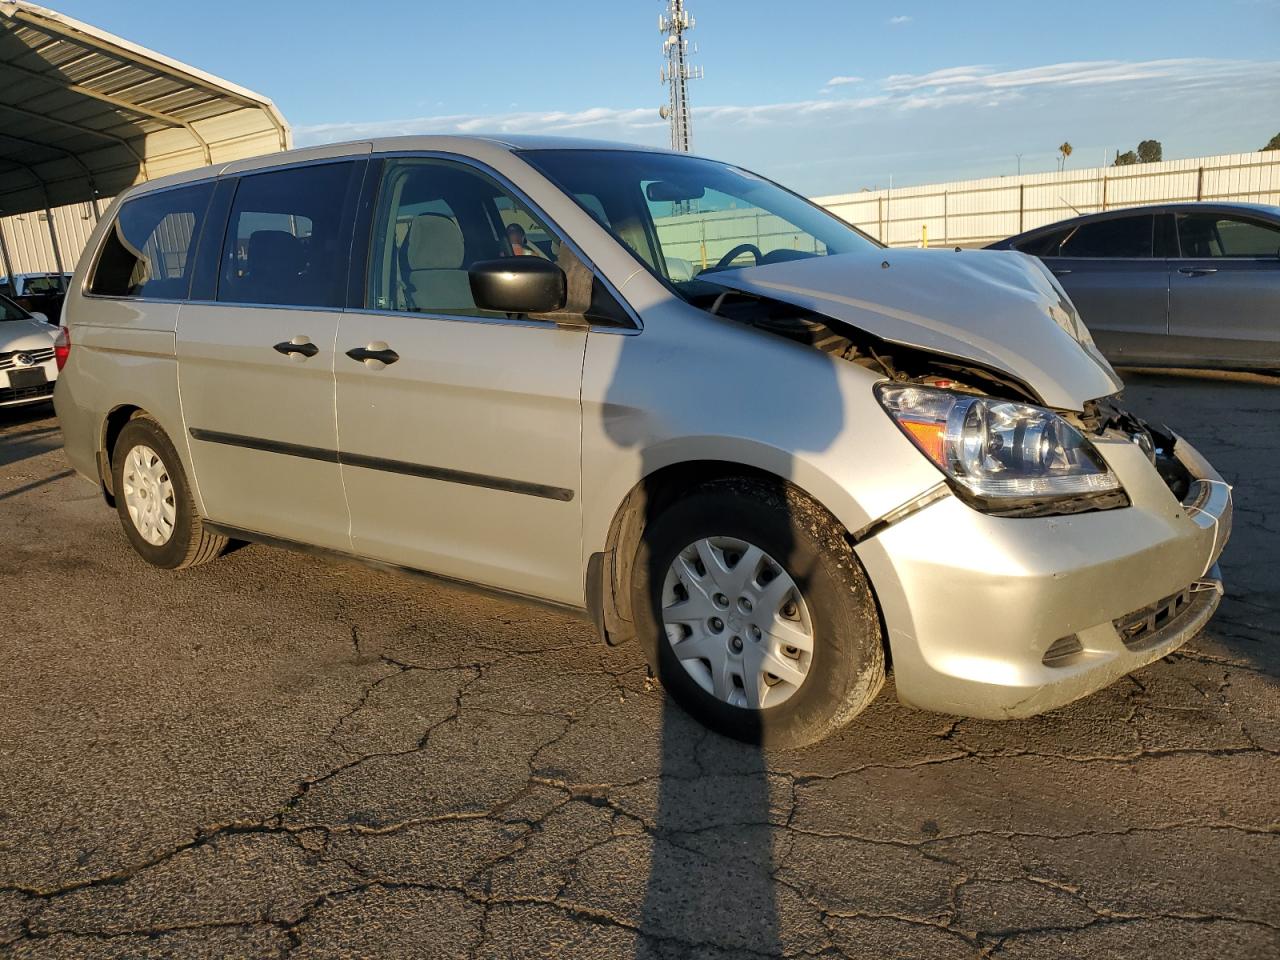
[630,478,885,747]
[112,416,227,569]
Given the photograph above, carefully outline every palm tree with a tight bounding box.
[1057,141,1073,172]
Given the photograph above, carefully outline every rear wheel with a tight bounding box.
[630,477,884,747]
[112,416,226,569]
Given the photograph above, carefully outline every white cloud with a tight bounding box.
[294,58,1280,153]
[882,58,1270,94]
[888,15,912,24]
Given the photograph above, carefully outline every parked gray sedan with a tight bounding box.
[989,203,1280,370]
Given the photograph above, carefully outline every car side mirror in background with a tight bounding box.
[469,258,567,315]
[29,311,49,324]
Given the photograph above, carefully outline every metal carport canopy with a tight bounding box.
[0,0,290,225]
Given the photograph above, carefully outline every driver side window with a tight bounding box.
[366,159,560,318]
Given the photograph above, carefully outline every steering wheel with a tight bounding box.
[714,243,763,270]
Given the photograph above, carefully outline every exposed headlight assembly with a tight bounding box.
[876,384,1127,516]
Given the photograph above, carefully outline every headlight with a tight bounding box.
[876,384,1125,513]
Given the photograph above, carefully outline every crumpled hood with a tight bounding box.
[706,248,1123,410]
[1,318,57,351]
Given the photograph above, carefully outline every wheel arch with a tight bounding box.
[99,405,185,505]
[589,455,869,648]
[98,404,151,504]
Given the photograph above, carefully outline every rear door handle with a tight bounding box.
[345,344,400,366]
[273,337,319,358]
[1178,267,1218,276]
[1051,268,1072,276]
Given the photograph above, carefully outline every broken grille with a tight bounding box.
[1114,586,1195,651]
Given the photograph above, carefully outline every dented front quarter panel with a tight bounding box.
[854,433,1233,719]
[707,248,1123,410]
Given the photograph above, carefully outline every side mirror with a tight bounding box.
[29,311,49,324]
[469,258,566,315]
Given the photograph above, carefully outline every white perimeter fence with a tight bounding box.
[3,152,1279,279]
[657,152,1280,264]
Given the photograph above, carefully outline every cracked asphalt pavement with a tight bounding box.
[1,371,1277,959]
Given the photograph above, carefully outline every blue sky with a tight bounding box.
[52,0,1280,194]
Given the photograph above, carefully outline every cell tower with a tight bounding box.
[659,0,702,152]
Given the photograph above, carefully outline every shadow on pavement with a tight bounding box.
[0,403,61,470]
[599,306,848,954]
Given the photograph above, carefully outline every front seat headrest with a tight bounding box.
[404,213,465,271]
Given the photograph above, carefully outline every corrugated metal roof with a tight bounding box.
[0,1,290,216]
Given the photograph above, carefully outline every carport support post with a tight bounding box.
[44,203,66,278]
[0,215,15,286]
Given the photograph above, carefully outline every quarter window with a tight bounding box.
[1014,228,1071,257]
[90,183,214,298]
[1059,215,1154,258]
[1177,214,1280,258]
[217,162,356,308]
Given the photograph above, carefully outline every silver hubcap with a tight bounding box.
[661,536,814,710]
[121,444,176,547]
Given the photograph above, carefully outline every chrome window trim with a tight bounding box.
[182,299,341,314]
[79,294,189,305]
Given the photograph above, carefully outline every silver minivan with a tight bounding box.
[54,136,1232,745]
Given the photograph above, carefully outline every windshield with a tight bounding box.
[23,273,68,294]
[1,294,29,322]
[520,149,879,302]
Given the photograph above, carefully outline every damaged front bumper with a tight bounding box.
[854,432,1232,719]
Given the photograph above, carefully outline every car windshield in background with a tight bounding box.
[521,149,878,302]
[23,274,68,294]
[1,295,28,321]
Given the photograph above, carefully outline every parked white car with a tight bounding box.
[54,137,1232,745]
[1,293,59,408]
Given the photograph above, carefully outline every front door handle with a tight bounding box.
[273,337,319,358]
[1178,266,1218,276]
[1051,268,1072,276]
[346,344,400,366]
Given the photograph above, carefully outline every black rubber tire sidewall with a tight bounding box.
[112,417,202,569]
[630,479,884,748]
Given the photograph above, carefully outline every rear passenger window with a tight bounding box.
[90,183,213,298]
[1059,215,1154,258]
[217,162,356,308]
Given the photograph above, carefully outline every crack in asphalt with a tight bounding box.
[2,382,1278,959]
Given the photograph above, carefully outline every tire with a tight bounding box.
[629,477,884,748]
[111,415,227,570]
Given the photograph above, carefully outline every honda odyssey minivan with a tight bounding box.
[54,136,1232,746]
